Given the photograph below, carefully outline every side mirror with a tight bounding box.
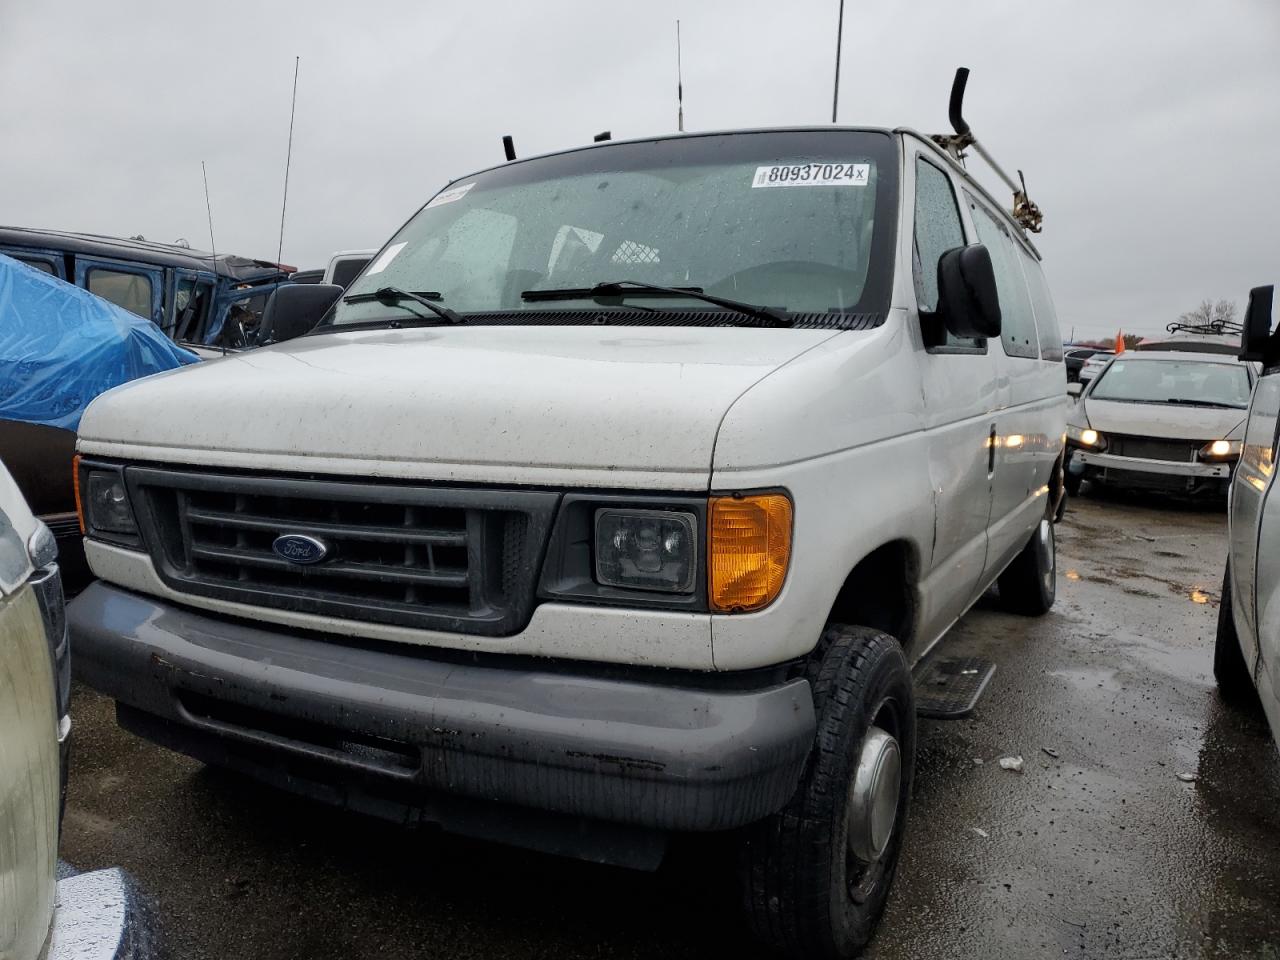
[258,283,343,345]
[1240,285,1274,362]
[937,243,1001,339]
[1067,382,1083,398]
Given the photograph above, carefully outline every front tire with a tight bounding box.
[1214,566,1255,702]
[998,514,1057,615]
[740,626,916,959]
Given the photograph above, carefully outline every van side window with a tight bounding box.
[912,159,964,313]
[966,197,1038,359]
[87,268,153,319]
[16,257,55,275]
[913,158,980,350]
[1017,250,1064,361]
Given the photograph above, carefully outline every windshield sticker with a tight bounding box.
[752,163,870,188]
[364,241,407,276]
[425,182,476,208]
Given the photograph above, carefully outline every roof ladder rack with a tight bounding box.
[931,68,1044,234]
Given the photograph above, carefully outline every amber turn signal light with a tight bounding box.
[708,493,792,613]
[72,454,84,533]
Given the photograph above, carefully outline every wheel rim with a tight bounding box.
[847,726,901,864]
[1037,518,1055,594]
[845,710,905,903]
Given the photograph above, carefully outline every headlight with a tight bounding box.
[1199,439,1242,461]
[78,464,138,540]
[709,493,792,613]
[595,509,697,593]
[1066,425,1105,449]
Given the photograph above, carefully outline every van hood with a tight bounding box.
[1080,398,1246,440]
[78,325,839,489]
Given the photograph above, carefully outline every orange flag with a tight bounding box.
[1115,330,1125,354]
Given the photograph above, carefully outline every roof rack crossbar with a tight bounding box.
[1165,318,1244,337]
[931,67,1043,234]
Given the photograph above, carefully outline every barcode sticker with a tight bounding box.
[425,182,475,208]
[752,163,870,188]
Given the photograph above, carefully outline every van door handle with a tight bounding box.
[988,425,997,474]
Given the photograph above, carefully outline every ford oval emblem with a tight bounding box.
[272,533,330,565]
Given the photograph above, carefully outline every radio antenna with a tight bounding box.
[831,0,845,123]
[199,161,228,354]
[676,20,685,132]
[201,161,217,258]
[276,55,300,267]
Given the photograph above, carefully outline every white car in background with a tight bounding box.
[1076,349,1114,384]
[1218,285,1280,747]
[1065,350,1253,498]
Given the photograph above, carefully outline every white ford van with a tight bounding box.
[69,92,1067,957]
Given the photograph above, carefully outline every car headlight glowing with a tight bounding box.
[1066,426,1104,449]
[1199,439,1242,460]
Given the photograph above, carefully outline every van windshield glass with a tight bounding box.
[1090,358,1251,408]
[327,131,897,327]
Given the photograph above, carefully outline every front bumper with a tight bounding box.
[1070,449,1233,494]
[69,582,815,857]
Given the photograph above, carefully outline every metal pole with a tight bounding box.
[276,56,300,266]
[831,0,844,123]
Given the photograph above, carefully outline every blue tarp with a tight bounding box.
[0,254,198,432]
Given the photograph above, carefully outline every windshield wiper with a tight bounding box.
[521,280,793,328]
[1163,398,1242,409]
[342,286,462,325]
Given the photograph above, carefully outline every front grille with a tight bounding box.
[1106,434,1199,462]
[127,466,558,636]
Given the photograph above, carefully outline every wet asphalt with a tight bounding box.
[60,492,1280,959]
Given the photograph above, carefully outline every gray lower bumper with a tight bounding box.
[69,582,815,841]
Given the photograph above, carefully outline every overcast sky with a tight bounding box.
[2,0,1277,340]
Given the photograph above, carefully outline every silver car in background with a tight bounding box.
[1065,350,1253,498]
[0,460,158,960]
[1219,286,1280,747]
[1075,349,1115,384]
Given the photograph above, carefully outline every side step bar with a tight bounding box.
[914,656,997,719]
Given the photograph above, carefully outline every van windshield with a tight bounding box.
[327,130,897,327]
[1090,358,1252,408]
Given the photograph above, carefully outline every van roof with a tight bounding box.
[0,225,290,282]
